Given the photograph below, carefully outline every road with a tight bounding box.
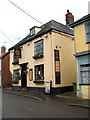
[1,90,89,118]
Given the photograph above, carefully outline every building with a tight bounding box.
[0,46,12,88]
[69,14,90,99]
[9,11,76,95]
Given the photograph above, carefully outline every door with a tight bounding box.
[21,63,27,88]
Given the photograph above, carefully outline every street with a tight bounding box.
[1,90,88,118]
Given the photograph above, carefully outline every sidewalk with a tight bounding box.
[3,88,90,109]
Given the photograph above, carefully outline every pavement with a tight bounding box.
[3,87,90,109]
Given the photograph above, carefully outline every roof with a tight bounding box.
[69,14,90,28]
[9,20,73,51]
[0,52,9,59]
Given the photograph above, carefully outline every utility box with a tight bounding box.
[45,80,52,94]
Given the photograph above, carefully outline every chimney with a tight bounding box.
[1,45,6,55]
[65,10,74,25]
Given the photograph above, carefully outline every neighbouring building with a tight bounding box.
[9,11,76,95]
[69,14,90,99]
[0,45,12,88]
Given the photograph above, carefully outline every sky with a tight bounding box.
[0,0,89,53]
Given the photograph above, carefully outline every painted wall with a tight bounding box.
[76,55,90,99]
[10,31,76,89]
[52,31,76,88]
[74,21,90,53]
[74,20,90,99]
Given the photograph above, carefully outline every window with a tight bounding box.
[34,40,43,56]
[13,69,21,83]
[80,64,90,84]
[29,69,33,81]
[30,28,35,36]
[85,22,90,43]
[35,64,44,80]
[54,50,61,84]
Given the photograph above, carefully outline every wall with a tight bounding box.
[76,55,90,99]
[10,32,53,88]
[1,53,12,88]
[82,85,90,99]
[52,31,76,88]
[74,21,90,53]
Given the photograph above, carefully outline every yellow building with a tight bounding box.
[69,14,90,99]
[9,20,76,95]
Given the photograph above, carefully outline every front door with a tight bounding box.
[21,63,27,88]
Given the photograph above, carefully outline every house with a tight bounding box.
[9,11,76,95]
[0,45,12,88]
[69,14,90,99]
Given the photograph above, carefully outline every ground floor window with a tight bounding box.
[54,50,61,84]
[13,69,20,83]
[80,64,90,84]
[35,64,44,80]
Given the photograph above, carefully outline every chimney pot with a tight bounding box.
[1,45,6,55]
[65,9,74,25]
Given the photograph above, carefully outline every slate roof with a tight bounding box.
[69,14,90,28]
[9,20,73,51]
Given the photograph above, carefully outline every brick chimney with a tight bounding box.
[65,10,74,25]
[1,45,6,55]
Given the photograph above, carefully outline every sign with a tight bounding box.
[14,47,21,59]
[29,69,33,81]
[45,80,51,94]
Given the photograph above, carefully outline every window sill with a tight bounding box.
[12,62,19,65]
[86,41,90,44]
[33,80,44,84]
[33,54,43,59]
[79,83,90,85]
[12,80,19,84]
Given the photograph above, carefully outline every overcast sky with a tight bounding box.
[0,0,89,53]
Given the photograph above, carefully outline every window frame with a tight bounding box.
[85,22,90,43]
[54,50,61,84]
[13,69,21,83]
[80,64,90,84]
[34,39,43,56]
[34,64,44,81]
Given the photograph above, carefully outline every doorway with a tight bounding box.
[20,63,27,88]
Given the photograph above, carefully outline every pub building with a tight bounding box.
[9,11,76,94]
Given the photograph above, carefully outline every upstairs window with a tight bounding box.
[85,22,90,43]
[34,39,43,56]
[30,28,35,36]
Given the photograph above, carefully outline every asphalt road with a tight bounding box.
[2,91,89,118]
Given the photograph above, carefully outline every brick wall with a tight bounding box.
[1,53,12,88]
